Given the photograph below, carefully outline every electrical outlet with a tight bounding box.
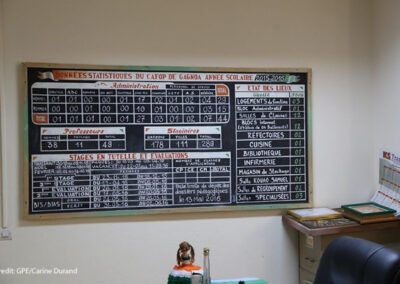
[0,229,12,240]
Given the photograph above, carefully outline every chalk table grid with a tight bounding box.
[31,84,230,125]
[31,153,231,212]
[235,84,306,204]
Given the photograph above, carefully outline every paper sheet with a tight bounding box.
[371,151,400,216]
[212,278,258,282]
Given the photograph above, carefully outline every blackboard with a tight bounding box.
[23,63,312,218]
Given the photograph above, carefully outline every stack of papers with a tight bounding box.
[287,207,342,221]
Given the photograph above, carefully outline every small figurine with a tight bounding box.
[177,241,195,266]
[167,241,203,284]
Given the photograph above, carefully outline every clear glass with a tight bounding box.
[203,248,211,284]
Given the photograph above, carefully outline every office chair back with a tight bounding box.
[314,236,400,284]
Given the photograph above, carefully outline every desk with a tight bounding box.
[282,214,400,284]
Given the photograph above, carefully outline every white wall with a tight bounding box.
[0,1,375,283]
[372,0,400,185]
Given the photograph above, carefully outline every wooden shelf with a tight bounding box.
[282,214,400,236]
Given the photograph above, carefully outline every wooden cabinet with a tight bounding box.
[282,215,400,284]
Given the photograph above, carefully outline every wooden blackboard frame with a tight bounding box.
[23,63,313,219]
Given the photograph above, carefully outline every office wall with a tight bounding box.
[372,0,400,182]
[0,1,373,283]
